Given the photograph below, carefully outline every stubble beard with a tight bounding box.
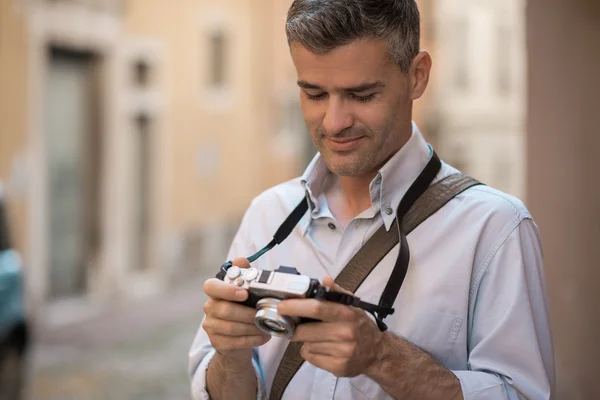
[311,127,381,177]
[323,150,376,177]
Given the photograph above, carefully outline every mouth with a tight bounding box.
[325,136,365,152]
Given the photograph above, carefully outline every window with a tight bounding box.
[497,26,512,97]
[133,113,152,270]
[133,59,150,87]
[452,19,470,92]
[209,31,226,87]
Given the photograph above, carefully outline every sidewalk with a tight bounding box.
[28,274,211,400]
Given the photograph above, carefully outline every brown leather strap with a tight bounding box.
[402,173,479,233]
[268,173,480,400]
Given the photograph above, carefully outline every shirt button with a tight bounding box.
[328,222,337,230]
[385,207,394,215]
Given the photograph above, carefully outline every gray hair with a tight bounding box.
[286,0,420,73]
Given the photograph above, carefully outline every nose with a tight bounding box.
[322,98,353,135]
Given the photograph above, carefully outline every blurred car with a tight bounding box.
[0,185,29,400]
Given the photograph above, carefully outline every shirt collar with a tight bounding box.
[300,122,433,232]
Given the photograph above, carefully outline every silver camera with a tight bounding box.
[223,265,320,338]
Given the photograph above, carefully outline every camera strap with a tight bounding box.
[217,196,309,280]
[219,151,450,326]
[268,156,482,400]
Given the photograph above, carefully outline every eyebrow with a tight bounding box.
[297,80,385,93]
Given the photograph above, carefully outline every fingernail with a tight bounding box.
[235,290,247,300]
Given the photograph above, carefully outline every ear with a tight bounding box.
[409,50,432,101]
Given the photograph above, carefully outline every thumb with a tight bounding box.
[231,257,251,269]
[322,276,352,295]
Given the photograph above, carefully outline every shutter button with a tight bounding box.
[242,268,259,281]
[226,266,241,280]
[328,222,337,230]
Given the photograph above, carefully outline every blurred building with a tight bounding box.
[0,0,435,317]
[1,0,163,315]
[431,0,526,198]
[0,0,303,316]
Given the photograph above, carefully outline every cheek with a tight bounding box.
[300,99,325,130]
[354,106,390,136]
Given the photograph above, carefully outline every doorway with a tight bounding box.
[45,48,102,299]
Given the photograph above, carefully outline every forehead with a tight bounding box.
[290,39,395,88]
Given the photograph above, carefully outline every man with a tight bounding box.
[189,1,555,399]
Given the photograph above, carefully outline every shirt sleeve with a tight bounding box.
[452,218,555,399]
[188,204,267,400]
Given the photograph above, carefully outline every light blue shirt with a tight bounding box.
[189,123,555,399]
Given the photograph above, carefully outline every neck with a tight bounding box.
[338,174,376,211]
[326,173,376,227]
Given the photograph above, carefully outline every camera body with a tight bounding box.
[222,265,321,337]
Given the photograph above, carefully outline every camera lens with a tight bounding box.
[263,320,287,332]
[254,298,298,338]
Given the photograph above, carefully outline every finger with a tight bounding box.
[211,334,271,352]
[302,341,353,357]
[231,257,251,269]
[278,299,357,322]
[204,278,248,302]
[291,321,355,343]
[322,276,352,295]
[203,317,267,337]
[300,348,347,377]
[204,299,257,324]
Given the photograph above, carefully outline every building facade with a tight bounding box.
[432,0,526,199]
[0,0,336,321]
[0,0,435,316]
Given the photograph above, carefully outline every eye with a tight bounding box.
[349,93,377,103]
[304,92,327,101]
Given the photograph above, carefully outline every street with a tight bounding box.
[27,277,209,400]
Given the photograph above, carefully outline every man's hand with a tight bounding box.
[202,257,271,361]
[277,276,385,378]
[203,258,267,400]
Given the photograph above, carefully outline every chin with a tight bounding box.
[320,149,375,176]
[324,159,371,177]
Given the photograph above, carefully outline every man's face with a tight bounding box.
[291,39,413,177]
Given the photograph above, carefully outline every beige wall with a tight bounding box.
[0,0,307,304]
[123,0,302,230]
[119,0,439,277]
[252,0,304,189]
[119,0,308,277]
[0,0,29,254]
[527,0,600,398]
